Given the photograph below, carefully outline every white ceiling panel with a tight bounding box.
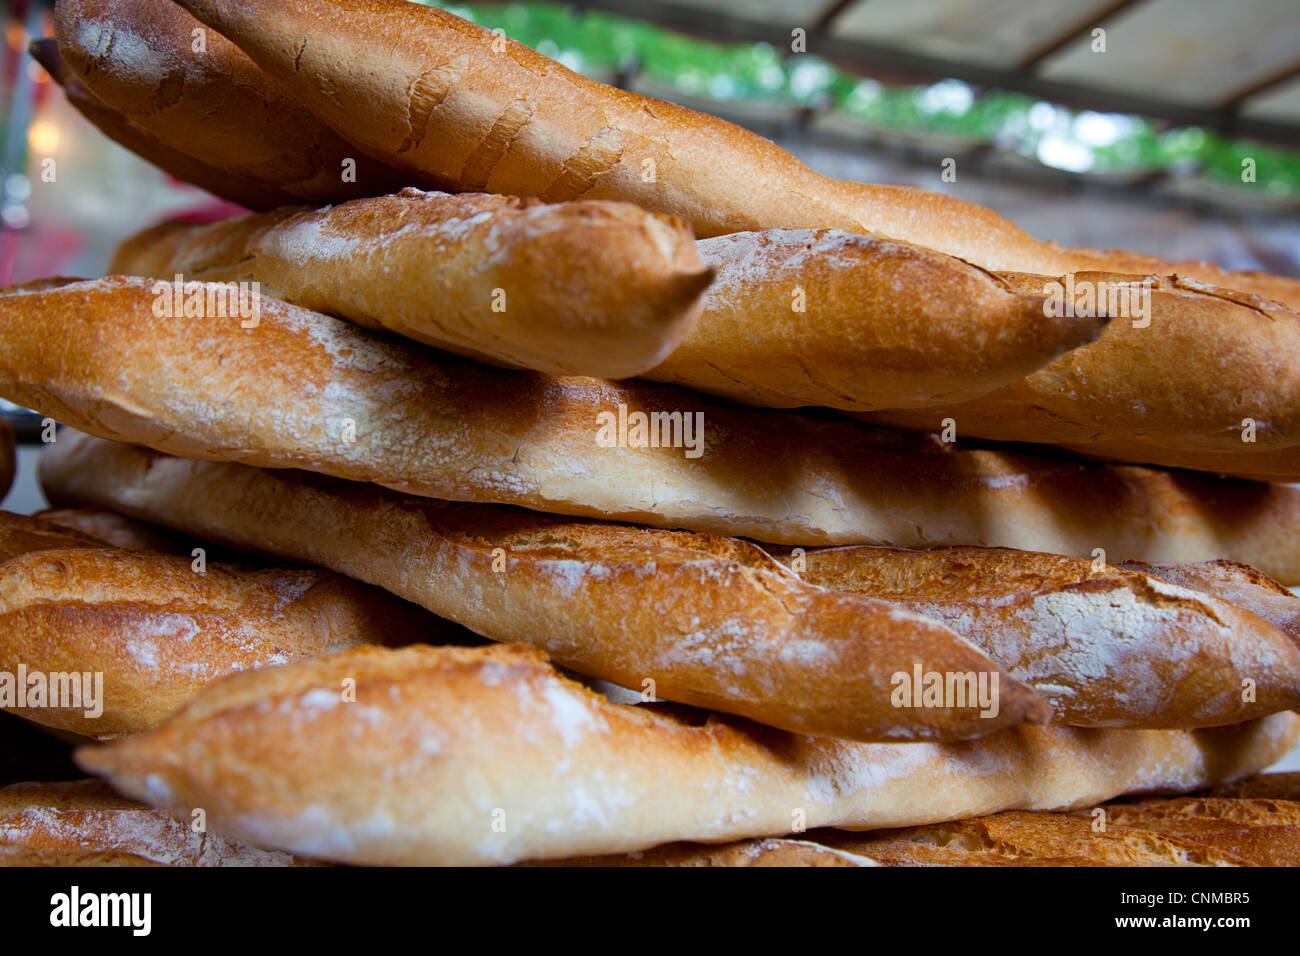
[1038,0,1300,105]
[1241,74,1300,123]
[660,0,841,28]
[830,0,1121,68]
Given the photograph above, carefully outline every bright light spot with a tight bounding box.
[757,63,785,90]
[847,79,883,108]
[915,79,974,114]
[1028,101,1060,131]
[1073,111,1127,147]
[1037,135,1094,172]
[789,60,832,98]
[5,22,25,52]
[709,74,738,99]
[28,121,60,154]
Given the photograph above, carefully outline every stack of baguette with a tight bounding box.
[4,0,1300,866]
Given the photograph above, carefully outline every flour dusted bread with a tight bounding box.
[53,0,411,206]
[74,643,1300,866]
[0,780,307,866]
[1122,560,1300,649]
[35,434,1049,742]
[111,189,711,379]
[169,0,1300,310]
[775,545,1300,728]
[15,281,1300,582]
[0,510,440,737]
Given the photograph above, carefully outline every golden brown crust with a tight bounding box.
[0,780,306,866]
[110,189,712,379]
[774,545,1300,728]
[36,434,1051,743]
[1123,559,1300,650]
[74,643,1300,866]
[864,274,1300,475]
[1098,796,1300,866]
[169,0,1300,310]
[53,0,412,204]
[35,507,192,554]
[16,280,1300,582]
[647,231,1106,410]
[0,510,441,736]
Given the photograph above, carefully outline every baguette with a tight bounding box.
[110,189,711,379]
[10,273,1300,580]
[1096,796,1300,866]
[0,780,306,866]
[1122,560,1300,649]
[1208,772,1300,800]
[36,506,196,554]
[29,38,301,210]
[76,643,1300,866]
[35,434,1049,742]
[112,215,1104,406]
[774,545,1300,729]
[53,0,412,205]
[863,273,1300,469]
[0,510,441,737]
[649,231,1106,409]
[170,0,1300,311]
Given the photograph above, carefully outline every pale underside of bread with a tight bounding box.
[109,188,713,379]
[644,230,1107,410]
[12,278,1300,583]
[0,509,443,736]
[74,643,1300,866]
[774,544,1300,728]
[34,432,1051,743]
[0,780,304,866]
[54,0,413,203]
[168,0,1300,312]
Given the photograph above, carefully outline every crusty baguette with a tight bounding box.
[14,279,1300,583]
[1208,772,1300,800]
[863,273,1300,472]
[1095,796,1300,866]
[0,510,441,737]
[74,642,1300,866]
[544,795,1300,866]
[35,434,1048,742]
[645,231,1106,409]
[1123,560,1300,650]
[29,38,300,210]
[170,0,1300,311]
[772,545,1300,729]
[113,215,1103,407]
[53,0,412,205]
[0,780,307,866]
[109,189,711,379]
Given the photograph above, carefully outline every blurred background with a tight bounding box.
[2,0,1300,773]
